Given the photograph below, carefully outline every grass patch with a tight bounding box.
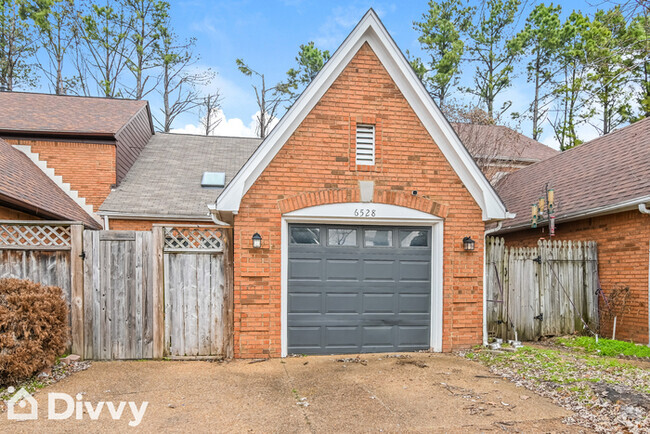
[558,336,650,358]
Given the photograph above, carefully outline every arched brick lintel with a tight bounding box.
[277,188,449,218]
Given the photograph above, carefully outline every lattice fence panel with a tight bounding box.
[0,224,71,249]
[163,227,225,252]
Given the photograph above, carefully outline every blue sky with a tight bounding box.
[167,0,604,147]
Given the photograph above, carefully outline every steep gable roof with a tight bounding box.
[0,91,150,136]
[214,9,510,222]
[0,138,101,228]
[496,117,650,231]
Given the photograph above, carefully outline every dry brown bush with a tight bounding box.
[0,278,69,385]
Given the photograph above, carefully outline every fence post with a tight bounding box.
[152,226,165,358]
[70,224,84,356]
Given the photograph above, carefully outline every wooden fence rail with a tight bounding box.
[486,237,599,341]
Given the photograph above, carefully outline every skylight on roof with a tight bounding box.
[201,172,226,188]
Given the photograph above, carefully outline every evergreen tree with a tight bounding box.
[412,0,473,107]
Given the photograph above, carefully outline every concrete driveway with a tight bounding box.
[2,353,579,433]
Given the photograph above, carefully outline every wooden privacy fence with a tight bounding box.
[0,221,233,360]
[486,237,599,341]
[0,221,83,354]
[163,226,232,358]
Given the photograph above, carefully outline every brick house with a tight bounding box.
[494,117,650,345]
[206,10,511,358]
[98,10,514,357]
[0,92,154,226]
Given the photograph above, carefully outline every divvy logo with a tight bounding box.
[5,386,148,427]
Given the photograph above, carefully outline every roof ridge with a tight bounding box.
[0,90,145,103]
[161,132,262,140]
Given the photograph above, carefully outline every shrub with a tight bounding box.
[0,278,69,385]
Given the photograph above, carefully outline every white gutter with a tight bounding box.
[207,204,231,226]
[500,195,650,233]
[639,203,650,214]
[97,211,213,221]
[483,221,503,346]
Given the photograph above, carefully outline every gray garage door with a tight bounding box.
[288,224,431,355]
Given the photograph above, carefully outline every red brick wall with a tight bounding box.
[108,219,212,231]
[233,43,486,358]
[0,205,40,220]
[501,210,650,344]
[5,138,116,211]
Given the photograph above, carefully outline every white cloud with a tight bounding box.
[171,109,279,138]
[313,3,391,49]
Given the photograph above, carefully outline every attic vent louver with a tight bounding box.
[201,172,226,188]
[356,124,375,165]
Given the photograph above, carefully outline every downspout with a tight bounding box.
[207,204,230,226]
[483,221,503,346]
[103,215,109,230]
[640,204,650,346]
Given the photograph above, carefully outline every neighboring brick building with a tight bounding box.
[452,123,558,183]
[495,117,650,345]
[208,11,510,358]
[0,92,154,224]
[0,138,101,228]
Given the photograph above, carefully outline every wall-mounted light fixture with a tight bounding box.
[252,232,262,249]
[462,236,475,251]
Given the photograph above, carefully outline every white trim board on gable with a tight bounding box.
[215,9,512,222]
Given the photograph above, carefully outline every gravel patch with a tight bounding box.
[0,359,91,412]
[461,345,650,433]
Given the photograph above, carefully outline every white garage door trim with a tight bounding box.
[281,202,444,357]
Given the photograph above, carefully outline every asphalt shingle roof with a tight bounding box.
[496,117,650,230]
[451,123,558,163]
[0,92,147,135]
[99,133,262,217]
[0,138,101,228]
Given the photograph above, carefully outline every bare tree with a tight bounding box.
[443,100,527,183]
[31,0,78,95]
[0,0,39,90]
[124,0,168,99]
[154,23,213,132]
[236,59,285,138]
[199,91,222,136]
[76,1,132,97]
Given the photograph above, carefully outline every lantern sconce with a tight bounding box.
[462,236,475,251]
[252,232,262,249]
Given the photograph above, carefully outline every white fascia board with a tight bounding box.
[216,10,508,221]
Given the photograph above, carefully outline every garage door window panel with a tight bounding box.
[364,229,393,247]
[399,230,429,247]
[290,227,320,245]
[327,228,357,246]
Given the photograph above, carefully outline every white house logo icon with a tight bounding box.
[6,387,38,421]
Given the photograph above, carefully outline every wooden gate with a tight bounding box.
[162,226,232,358]
[486,237,599,341]
[83,230,155,360]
